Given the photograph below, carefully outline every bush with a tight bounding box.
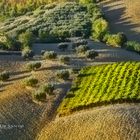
[33,90,46,101]
[43,51,57,60]
[26,62,41,71]
[86,49,98,59]
[0,71,10,81]
[58,43,69,51]
[72,39,88,49]
[125,41,140,53]
[22,47,34,59]
[32,83,55,101]
[24,77,38,87]
[59,55,70,64]
[105,33,127,47]
[56,70,70,80]
[92,18,109,41]
[40,84,55,95]
[18,31,34,46]
[76,45,89,54]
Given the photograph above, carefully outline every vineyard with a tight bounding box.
[58,62,140,116]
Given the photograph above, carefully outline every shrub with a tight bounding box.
[24,77,38,87]
[72,39,88,49]
[76,45,89,54]
[59,55,70,64]
[86,49,98,59]
[56,70,70,80]
[43,51,57,60]
[18,31,34,46]
[22,47,34,59]
[26,62,41,71]
[33,90,46,101]
[58,43,69,51]
[105,33,127,47]
[92,18,109,41]
[0,71,10,81]
[125,41,140,53]
[40,84,55,95]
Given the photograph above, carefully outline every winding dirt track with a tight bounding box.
[100,0,140,42]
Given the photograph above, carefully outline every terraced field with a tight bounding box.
[58,62,140,116]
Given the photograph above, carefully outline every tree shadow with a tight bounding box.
[100,0,140,43]
[9,74,31,82]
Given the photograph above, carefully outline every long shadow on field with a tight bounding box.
[9,74,31,82]
[100,0,140,42]
[11,70,29,76]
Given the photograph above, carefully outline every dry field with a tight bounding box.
[37,103,140,140]
[0,40,140,139]
[100,0,140,42]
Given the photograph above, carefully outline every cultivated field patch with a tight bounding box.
[58,62,140,116]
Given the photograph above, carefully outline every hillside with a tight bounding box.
[100,0,140,42]
[37,104,140,140]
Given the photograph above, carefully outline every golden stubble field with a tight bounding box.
[37,103,140,140]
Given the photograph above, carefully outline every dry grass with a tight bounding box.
[37,103,140,140]
[124,0,140,23]
[0,56,70,139]
[100,0,140,42]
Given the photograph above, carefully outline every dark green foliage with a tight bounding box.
[58,43,69,51]
[59,55,70,64]
[0,71,10,81]
[86,49,98,59]
[40,84,55,95]
[24,77,38,87]
[33,83,55,100]
[76,45,89,54]
[1,3,91,44]
[43,51,57,60]
[56,70,70,80]
[33,90,46,101]
[26,62,41,71]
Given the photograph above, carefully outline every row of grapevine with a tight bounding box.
[58,62,140,116]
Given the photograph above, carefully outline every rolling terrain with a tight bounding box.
[0,0,140,139]
[37,104,140,140]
